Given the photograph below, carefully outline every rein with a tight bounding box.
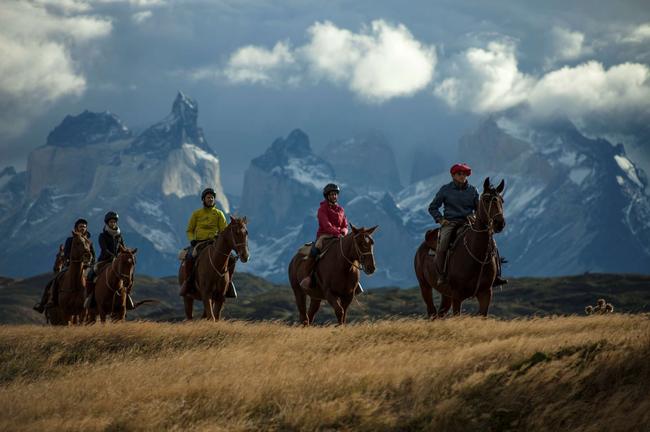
[339,234,373,272]
[464,193,501,297]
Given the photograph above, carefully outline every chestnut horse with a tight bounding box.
[288,224,378,325]
[48,231,92,325]
[414,178,505,318]
[91,245,139,323]
[52,244,65,273]
[178,216,249,321]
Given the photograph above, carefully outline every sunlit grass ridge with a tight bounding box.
[1,315,649,431]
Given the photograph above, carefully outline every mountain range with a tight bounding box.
[1,94,649,287]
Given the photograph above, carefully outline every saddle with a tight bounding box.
[424,224,470,255]
[296,237,337,260]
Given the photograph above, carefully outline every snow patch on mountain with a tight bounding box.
[126,216,176,253]
[614,155,643,187]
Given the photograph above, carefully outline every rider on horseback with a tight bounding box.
[429,163,507,287]
[179,187,234,297]
[299,183,349,291]
[33,218,95,313]
[86,211,134,309]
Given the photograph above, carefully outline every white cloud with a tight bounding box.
[621,23,650,43]
[547,27,586,64]
[528,61,650,124]
[434,38,650,137]
[0,1,112,137]
[434,41,534,112]
[214,20,436,103]
[132,10,153,23]
[301,20,436,102]
[223,41,296,85]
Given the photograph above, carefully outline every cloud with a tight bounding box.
[434,41,534,112]
[0,1,112,137]
[546,27,587,65]
[132,10,153,23]
[621,23,650,43]
[223,41,297,85]
[434,39,650,137]
[213,20,436,103]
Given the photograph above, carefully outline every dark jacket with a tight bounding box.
[428,181,479,223]
[98,228,125,262]
[63,232,96,266]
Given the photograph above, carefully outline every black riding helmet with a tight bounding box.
[323,183,340,198]
[201,188,216,201]
[104,211,119,224]
[74,218,88,228]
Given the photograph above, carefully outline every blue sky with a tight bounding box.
[1,0,649,192]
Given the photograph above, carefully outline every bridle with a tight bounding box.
[206,222,248,277]
[339,232,374,273]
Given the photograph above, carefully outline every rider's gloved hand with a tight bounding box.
[440,219,450,227]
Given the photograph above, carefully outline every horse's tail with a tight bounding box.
[131,299,160,309]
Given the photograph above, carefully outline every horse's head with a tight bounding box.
[70,231,92,263]
[350,224,378,275]
[226,216,249,263]
[115,244,137,286]
[479,177,506,233]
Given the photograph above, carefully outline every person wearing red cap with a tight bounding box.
[428,163,507,287]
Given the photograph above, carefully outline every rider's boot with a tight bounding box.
[299,245,320,291]
[435,252,448,286]
[33,282,51,313]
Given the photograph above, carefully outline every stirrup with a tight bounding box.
[226,282,237,299]
[493,276,508,286]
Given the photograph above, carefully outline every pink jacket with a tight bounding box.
[316,200,348,238]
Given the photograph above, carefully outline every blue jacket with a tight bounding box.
[428,181,479,223]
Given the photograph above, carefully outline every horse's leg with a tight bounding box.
[183,297,194,320]
[438,295,452,318]
[340,295,353,325]
[452,298,462,316]
[326,293,344,325]
[202,295,215,321]
[419,282,436,320]
[212,297,225,321]
[290,276,309,325]
[307,298,321,325]
[476,287,492,317]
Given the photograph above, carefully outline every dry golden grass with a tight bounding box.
[1,315,649,431]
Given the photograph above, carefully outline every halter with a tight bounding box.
[205,223,247,278]
[105,252,134,292]
[339,233,374,272]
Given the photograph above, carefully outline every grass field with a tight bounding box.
[1,315,649,431]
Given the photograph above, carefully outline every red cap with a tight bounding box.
[450,163,472,176]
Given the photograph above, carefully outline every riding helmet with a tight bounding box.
[322,183,340,198]
[201,188,216,201]
[74,218,88,228]
[104,211,119,224]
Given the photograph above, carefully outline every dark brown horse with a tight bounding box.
[178,216,249,321]
[52,244,65,273]
[414,178,505,318]
[48,231,92,325]
[92,245,139,323]
[288,224,378,325]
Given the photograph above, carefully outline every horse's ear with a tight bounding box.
[366,225,379,235]
[495,179,505,194]
[350,223,358,233]
[242,216,247,224]
[483,177,491,192]
[59,244,64,251]
[132,248,138,254]
[71,230,76,237]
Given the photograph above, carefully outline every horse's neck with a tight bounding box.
[209,233,231,268]
[337,235,357,263]
[466,227,492,260]
[106,259,122,288]
[68,260,84,287]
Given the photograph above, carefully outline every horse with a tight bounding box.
[90,245,143,323]
[52,244,65,273]
[178,216,249,321]
[48,231,92,325]
[288,224,378,325]
[414,178,505,318]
